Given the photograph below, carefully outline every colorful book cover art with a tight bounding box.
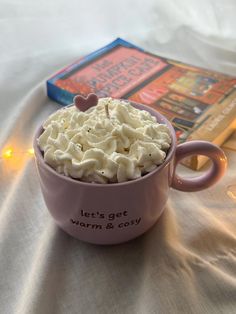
[53,45,169,98]
[47,38,236,153]
[128,63,236,142]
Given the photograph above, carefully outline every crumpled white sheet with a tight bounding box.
[0,1,236,313]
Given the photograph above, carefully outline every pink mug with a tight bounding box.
[33,102,227,245]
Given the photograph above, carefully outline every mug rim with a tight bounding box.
[33,100,177,187]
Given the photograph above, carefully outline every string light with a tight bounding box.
[1,148,34,160]
[3,148,13,159]
[27,148,35,155]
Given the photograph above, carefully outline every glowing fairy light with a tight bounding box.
[1,148,34,160]
[27,148,34,155]
[3,148,13,159]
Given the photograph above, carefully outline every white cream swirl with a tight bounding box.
[38,98,172,183]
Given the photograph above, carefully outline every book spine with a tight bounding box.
[47,81,74,106]
[181,117,236,170]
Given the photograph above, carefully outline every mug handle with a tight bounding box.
[171,141,227,192]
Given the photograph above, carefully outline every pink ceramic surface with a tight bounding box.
[33,102,227,245]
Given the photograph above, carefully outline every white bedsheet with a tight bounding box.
[0,1,236,313]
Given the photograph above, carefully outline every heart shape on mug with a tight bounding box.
[74,93,98,111]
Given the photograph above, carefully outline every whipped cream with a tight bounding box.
[38,98,171,183]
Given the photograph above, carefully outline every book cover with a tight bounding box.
[47,38,236,170]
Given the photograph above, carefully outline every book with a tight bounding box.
[223,130,236,151]
[47,38,236,170]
